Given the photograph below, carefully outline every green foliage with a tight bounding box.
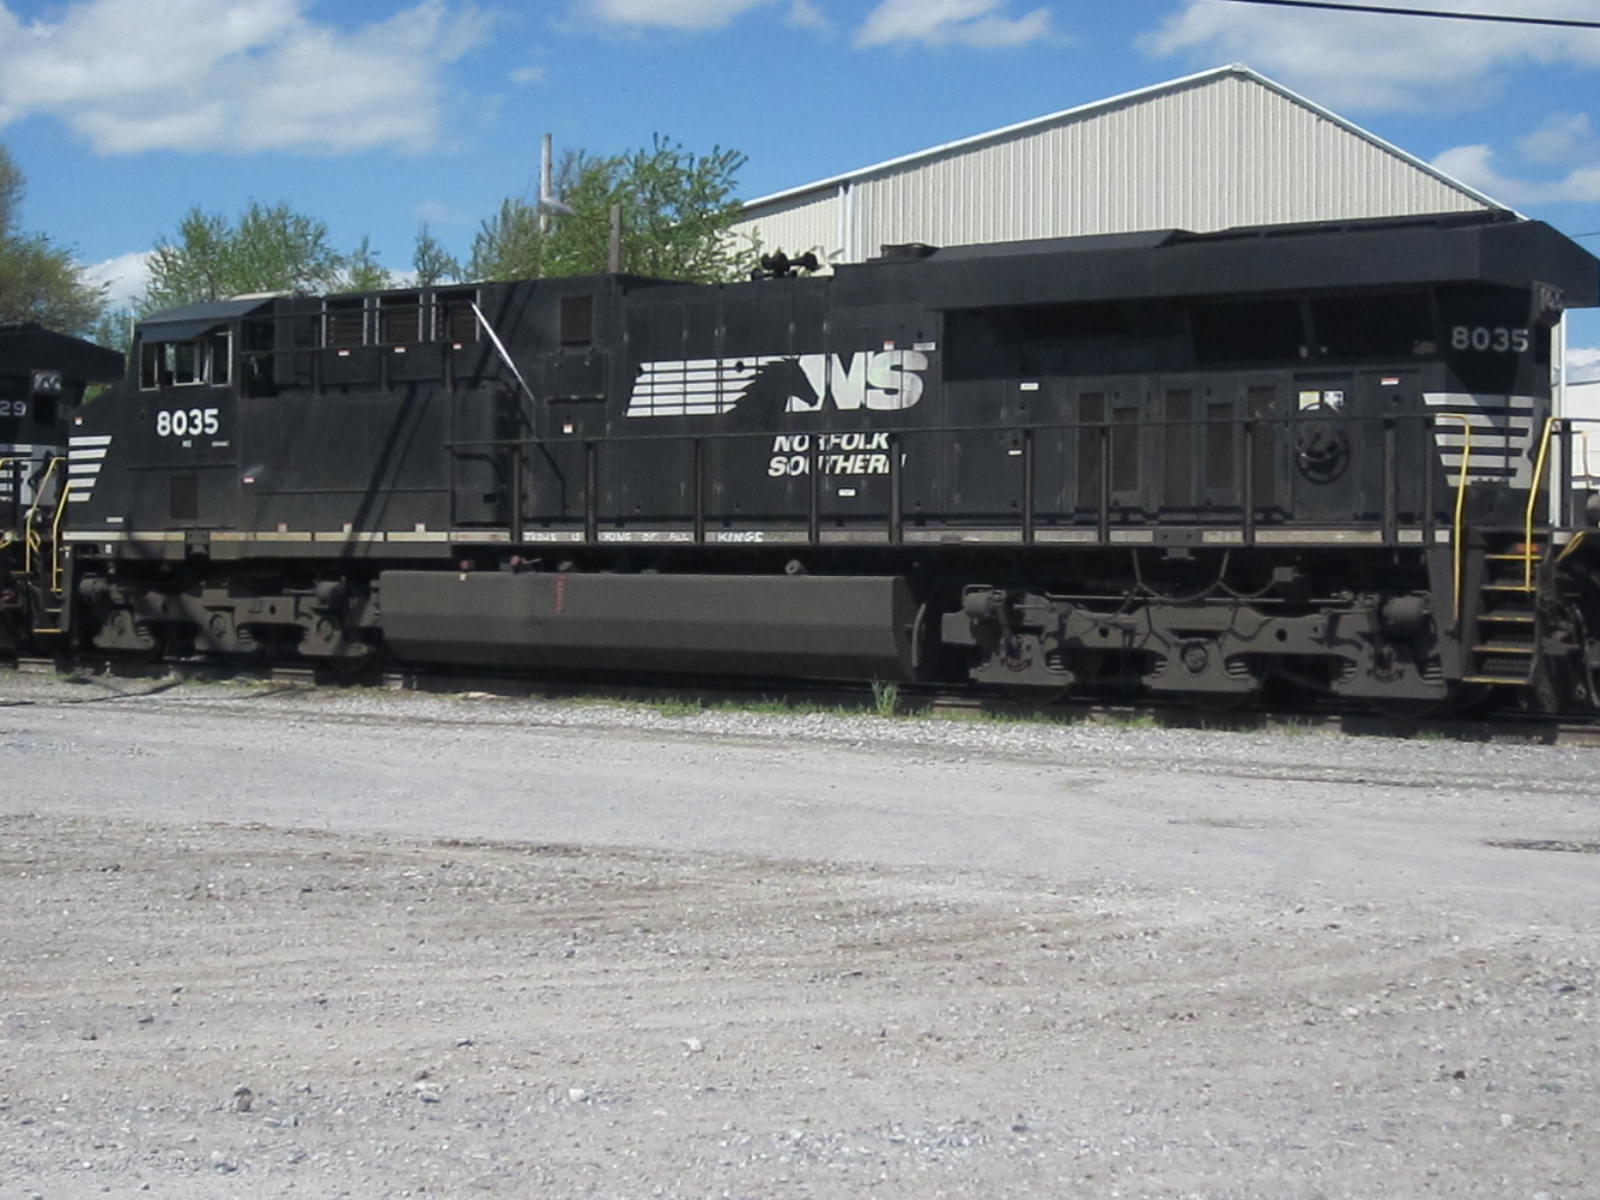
[412,223,460,287]
[870,680,902,718]
[338,235,394,293]
[142,202,347,310]
[469,136,747,283]
[468,196,548,281]
[87,307,137,354]
[0,145,106,334]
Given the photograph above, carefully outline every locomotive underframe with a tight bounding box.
[60,538,1526,712]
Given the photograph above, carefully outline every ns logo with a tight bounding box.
[771,350,929,414]
[625,348,931,419]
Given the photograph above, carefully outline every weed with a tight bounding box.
[870,679,901,718]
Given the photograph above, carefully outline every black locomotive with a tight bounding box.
[1,323,121,651]
[7,210,1600,713]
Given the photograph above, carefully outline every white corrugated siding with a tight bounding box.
[728,188,841,262]
[729,70,1493,265]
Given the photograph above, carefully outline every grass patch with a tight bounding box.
[710,695,829,716]
[653,696,705,718]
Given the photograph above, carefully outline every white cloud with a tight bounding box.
[1429,110,1600,206]
[855,0,1051,49]
[1566,344,1600,383]
[576,0,827,34]
[578,0,777,31]
[1430,144,1530,204]
[0,0,490,155]
[1518,113,1600,165]
[1433,134,1600,206]
[1140,0,1600,113]
[84,249,152,309]
[786,0,831,35]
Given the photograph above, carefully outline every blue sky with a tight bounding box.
[7,0,1600,361]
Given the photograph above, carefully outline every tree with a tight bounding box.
[337,235,394,293]
[0,145,106,333]
[412,222,460,287]
[468,136,748,284]
[87,307,137,355]
[142,202,347,310]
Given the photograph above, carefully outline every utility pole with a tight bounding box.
[538,133,574,233]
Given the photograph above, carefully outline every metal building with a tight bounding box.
[731,64,1505,266]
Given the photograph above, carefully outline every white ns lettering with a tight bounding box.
[787,350,929,413]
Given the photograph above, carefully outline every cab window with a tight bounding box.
[139,330,231,389]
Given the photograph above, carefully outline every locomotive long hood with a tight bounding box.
[855,212,1600,311]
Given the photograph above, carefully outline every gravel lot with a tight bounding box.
[1,671,1596,1198]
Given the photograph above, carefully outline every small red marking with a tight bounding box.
[554,574,566,615]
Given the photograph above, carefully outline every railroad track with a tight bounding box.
[8,651,1600,745]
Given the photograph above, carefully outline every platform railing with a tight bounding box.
[446,409,1491,553]
[1521,415,1600,589]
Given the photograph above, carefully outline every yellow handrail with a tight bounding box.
[1558,528,1589,563]
[48,476,76,593]
[1520,415,1562,590]
[1431,413,1474,625]
[22,456,62,577]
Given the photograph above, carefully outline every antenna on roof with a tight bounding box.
[538,133,575,232]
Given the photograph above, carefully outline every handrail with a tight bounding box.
[49,477,75,593]
[21,456,62,577]
[1523,416,1561,590]
[1429,414,1473,625]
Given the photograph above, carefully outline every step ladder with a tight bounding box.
[19,458,70,638]
[1464,543,1543,687]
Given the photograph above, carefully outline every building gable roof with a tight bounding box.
[739,64,1507,218]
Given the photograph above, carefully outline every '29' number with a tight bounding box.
[1451,325,1530,354]
[0,399,27,418]
[155,407,220,438]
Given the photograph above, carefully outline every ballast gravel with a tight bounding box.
[0,670,1596,1198]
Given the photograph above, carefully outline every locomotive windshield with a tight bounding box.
[1308,292,1433,358]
